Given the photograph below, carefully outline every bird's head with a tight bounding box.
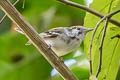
[71,26,93,39]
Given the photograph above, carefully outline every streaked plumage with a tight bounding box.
[15,26,93,56]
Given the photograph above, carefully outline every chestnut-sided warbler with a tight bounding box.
[15,26,93,56]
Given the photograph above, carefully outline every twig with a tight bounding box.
[89,15,107,76]
[57,0,120,27]
[96,10,120,77]
[22,0,25,8]
[89,10,120,76]
[0,0,78,80]
[96,18,109,77]
[89,10,120,78]
[111,34,120,39]
[0,0,19,24]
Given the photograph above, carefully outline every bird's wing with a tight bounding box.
[15,27,67,40]
[45,27,76,38]
[40,27,65,39]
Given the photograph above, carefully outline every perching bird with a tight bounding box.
[15,26,93,56]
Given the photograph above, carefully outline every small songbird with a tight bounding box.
[15,26,93,56]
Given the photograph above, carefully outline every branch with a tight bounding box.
[96,10,120,77]
[89,15,108,76]
[88,10,120,77]
[0,0,19,24]
[57,0,120,27]
[0,0,78,80]
[96,18,109,77]
[111,34,120,39]
[89,10,120,76]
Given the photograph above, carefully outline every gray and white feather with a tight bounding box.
[15,26,93,56]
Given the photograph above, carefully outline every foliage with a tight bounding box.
[84,0,120,80]
[0,0,120,80]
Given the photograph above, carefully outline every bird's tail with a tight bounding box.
[14,27,24,34]
[14,27,32,45]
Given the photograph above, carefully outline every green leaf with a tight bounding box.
[84,0,120,80]
[15,0,85,30]
[0,32,52,80]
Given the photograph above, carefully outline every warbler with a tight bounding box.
[15,26,93,56]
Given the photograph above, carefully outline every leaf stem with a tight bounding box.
[94,10,120,77]
[89,10,120,77]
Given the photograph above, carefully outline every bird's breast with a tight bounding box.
[44,37,81,56]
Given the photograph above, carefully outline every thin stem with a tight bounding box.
[96,10,120,77]
[89,10,120,76]
[89,15,108,76]
[57,0,120,27]
[111,34,120,39]
[96,18,109,77]
[22,0,25,8]
[0,0,19,24]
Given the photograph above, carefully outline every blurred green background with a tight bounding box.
[0,0,90,80]
[2,0,120,80]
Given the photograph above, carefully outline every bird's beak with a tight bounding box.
[84,28,94,33]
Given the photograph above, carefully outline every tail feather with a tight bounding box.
[14,27,24,34]
[15,27,32,45]
[25,40,32,45]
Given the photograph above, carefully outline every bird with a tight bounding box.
[15,26,93,56]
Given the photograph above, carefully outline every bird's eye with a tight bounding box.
[78,32,82,34]
[77,28,80,30]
